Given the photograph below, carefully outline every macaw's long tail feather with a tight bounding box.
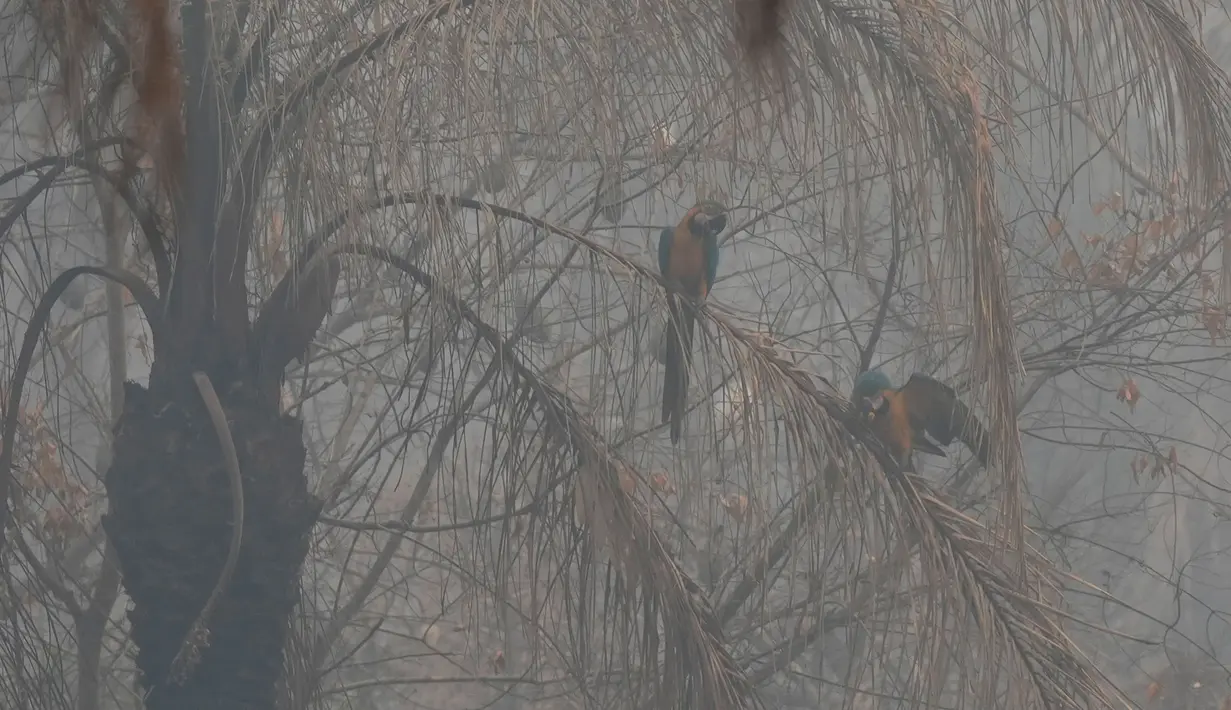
[661,296,692,444]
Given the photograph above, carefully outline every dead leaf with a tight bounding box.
[651,125,672,157]
[1117,378,1140,412]
[1060,249,1083,276]
[617,469,638,495]
[1093,192,1125,216]
[1047,217,1065,240]
[1160,214,1177,238]
[491,649,505,673]
[720,493,749,522]
[1119,235,1141,276]
[1131,453,1147,484]
[1149,448,1179,480]
[649,472,675,495]
[1146,681,1162,701]
[1203,305,1226,342]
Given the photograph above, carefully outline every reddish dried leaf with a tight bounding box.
[1203,305,1226,342]
[1146,681,1162,701]
[130,0,184,190]
[1160,214,1177,238]
[1060,249,1083,276]
[1131,453,1147,483]
[721,493,750,522]
[649,471,675,495]
[1117,378,1140,412]
[617,469,638,495]
[1047,217,1065,239]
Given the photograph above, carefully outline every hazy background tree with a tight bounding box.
[1,0,1231,709]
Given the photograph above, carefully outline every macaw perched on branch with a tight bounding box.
[658,201,728,444]
[850,370,992,470]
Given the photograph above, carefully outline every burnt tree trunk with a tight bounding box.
[102,371,321,710]
[83,1,343,702]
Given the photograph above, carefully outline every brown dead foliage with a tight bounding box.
[128,0,184,190]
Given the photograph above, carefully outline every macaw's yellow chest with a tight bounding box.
[874,391,915,461]
[667,230,709,298]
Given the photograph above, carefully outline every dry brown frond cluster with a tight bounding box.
[128,0,183,188]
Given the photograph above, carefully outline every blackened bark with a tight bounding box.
[103,377,321,710]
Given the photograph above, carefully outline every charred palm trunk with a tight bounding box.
[84,2,346,698]
[95,236,336,709]
[0,3,351,704]
[102,369,320,709]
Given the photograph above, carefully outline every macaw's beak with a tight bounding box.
[858,394,884,420]
[692,211,728,237]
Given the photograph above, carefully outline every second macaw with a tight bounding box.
[850,370,991,471]
[658,201,727,444]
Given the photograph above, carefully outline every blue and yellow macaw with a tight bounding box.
[851,370,991,470]
[657,201,727,444]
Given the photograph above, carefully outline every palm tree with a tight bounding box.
[1,0,1229,709]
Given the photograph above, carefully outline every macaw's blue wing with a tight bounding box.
[895,374,991,465]
[657,228,673,276]
[657,224,693,444]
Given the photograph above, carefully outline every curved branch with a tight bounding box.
[0,266,164,555]
[168,371,245,683]
[0,138,126,190]
[0,144,172,294]
[337,242,761,710]
[311,191,686,296]
[0,166,67,245]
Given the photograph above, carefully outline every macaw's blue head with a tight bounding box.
[851,370,893,417]
[687,200,728,239]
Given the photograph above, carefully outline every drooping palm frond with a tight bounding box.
[704,313,1120,710]
[351,244,763,710]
